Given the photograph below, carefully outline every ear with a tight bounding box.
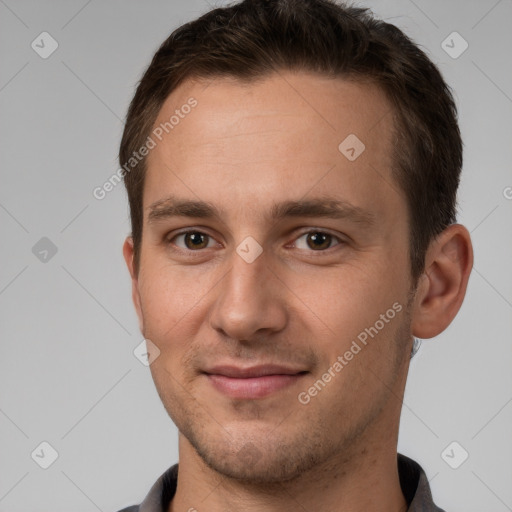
[411,224,473,339]
[123,236,144,333]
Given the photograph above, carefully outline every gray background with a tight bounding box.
[1,0,511,511]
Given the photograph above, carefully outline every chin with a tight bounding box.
[201,450,305,484]
[186,424,330,485]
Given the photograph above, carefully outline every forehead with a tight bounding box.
[144,71,402,224]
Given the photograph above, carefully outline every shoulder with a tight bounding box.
[114,463,179,512]
[398,453,446,512]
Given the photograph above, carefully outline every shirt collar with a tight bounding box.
[136,453,445,512]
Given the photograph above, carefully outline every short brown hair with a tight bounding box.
[120,0,462,283]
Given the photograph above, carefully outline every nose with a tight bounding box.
[208,248,288,342]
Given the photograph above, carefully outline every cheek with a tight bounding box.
[294,259,404,345]
[298,264,409,396]
[138,263,206,343]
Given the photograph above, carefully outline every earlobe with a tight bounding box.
[411,224,473,339]
[123,236,145,334]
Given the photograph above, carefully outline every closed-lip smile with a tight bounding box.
[203,364,308,399]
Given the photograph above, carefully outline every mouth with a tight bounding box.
[203,364,309,399]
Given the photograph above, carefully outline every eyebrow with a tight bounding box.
[147,195,376,227]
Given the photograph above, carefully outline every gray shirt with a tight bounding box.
[116,453,446,512]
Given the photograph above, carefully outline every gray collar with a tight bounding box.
[132,453,445,512]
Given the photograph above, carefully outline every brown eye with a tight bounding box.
[307,232,331,250]
[295,231,341,251]
[185,232,209,249]
[171,231,215,250]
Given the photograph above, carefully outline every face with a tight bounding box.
[125,71,417,483]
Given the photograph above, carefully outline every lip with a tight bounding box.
[204,364,306,378]
[203,365,308,399]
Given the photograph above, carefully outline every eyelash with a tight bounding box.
[166,229,345,254]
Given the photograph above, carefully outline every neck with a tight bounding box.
[169,413,408,512]
[171,441,407,512]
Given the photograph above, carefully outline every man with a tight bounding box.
[118,0,473,510]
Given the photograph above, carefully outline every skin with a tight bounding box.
[123,71,473,512]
